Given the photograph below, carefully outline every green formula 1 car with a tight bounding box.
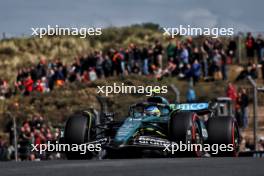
[60,96,240,159]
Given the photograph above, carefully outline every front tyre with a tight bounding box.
[64,113,94,159]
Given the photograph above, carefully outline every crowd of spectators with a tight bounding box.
[0,38,232,97]
[0,34,263,98]
[246,33,264,63]
[226,82,249,129]
[0,114,60,161]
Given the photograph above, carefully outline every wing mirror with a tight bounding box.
[209,101,218,110]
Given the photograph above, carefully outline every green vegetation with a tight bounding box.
[0,75,227,129]
[0,23,167,128]
[0,23,165,81]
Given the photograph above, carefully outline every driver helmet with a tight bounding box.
[144,106,161,117]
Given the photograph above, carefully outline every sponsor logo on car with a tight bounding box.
[176,103,208,111]
[135,136,170,146]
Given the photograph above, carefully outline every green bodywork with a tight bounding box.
[114,114,170,144]
[113,96,209,145]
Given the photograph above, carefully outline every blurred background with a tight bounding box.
[0,0,264,161]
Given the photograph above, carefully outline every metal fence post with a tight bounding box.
[13,115,18,161]
[253,85,258,151]
[247,76,258,151]
[238,34,241,64]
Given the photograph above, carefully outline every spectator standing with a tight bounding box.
[119,48,127,76]
[112,50,124,76]
[226,82,237,102]
[142,46,150,75]
[40,77,49,92]
[173,40,181,66]
[95,51,104,78]
[54,66,65,87]
[81,70,89,83]
[18,126,33,160]
[191,59,201,85]
[255,34,264,63]
[0,136,9,161]
[166,40,176,60]
[35,80,44,93]
[153,40,163,68]
[126,44,135,73]
[227,38,237,63]
[212,49,222,80]
[201,48,209,79]
[245,32,255,63]
[160,58,177,78]
[260,57,264,83]
[47,69,56,90]
[182,64,192,80]
[220,49,228,80]
[180,43,189,64]
[131,45,142,74]
[89,68,97,81]
[239,88,249,128]
[186,86,196,103]
[36,58,47,80]
[250,63,258,79]
[102,54,112,77]
[191,47,201,64]
[23,75,34,96]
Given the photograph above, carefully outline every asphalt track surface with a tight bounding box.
[0,158,264,176]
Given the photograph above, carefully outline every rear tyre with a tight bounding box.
[64,113,94,159]
[207,117,240,156]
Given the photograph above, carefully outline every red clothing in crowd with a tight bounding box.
[246,37,254,49]
[24,77,34,92]
[82,71,89,82]
[35,80,43,92]
[226,83,237,101]
[112,52,124,63]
